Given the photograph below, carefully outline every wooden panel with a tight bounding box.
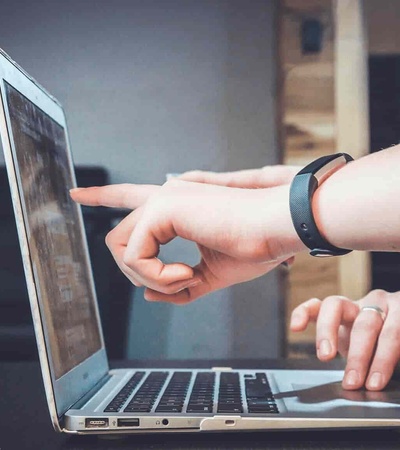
[278,0,339,354]
[280,0,335,166]
[278,0,371,355]
[334,0,371,299]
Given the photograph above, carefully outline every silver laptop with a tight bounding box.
[1,48,400,435]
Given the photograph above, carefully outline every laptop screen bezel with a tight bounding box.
[0,49,109,421]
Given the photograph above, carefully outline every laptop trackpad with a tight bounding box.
[290,381,400,404]
[274,372,400,418]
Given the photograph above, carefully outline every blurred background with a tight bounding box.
[0,0,399,363]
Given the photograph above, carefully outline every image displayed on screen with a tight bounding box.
[5,82,101,379]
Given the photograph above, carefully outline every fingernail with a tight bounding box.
[319,339,332,357]
[187,278,203,288]
[280,262,292,272]
[344,369,359,387]
[368,372,383,389]
[69,188,84,193]
[177,279,203,292]
[166,173,181,181]
[290,314,303,328]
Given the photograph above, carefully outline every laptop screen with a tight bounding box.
[4,82,102,379]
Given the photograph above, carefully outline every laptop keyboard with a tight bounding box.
[104,371,278,415]
[104,371,145,413]
[124,371,168,413]
[217,372,243,414]
[156,372,192,413]
[246,372,278,414]
[187,372,215,413]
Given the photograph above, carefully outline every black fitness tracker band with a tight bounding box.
[289,153,354,257]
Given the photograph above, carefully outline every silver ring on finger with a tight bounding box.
[359,306,387,322]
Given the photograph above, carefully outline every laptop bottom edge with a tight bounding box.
[63,368,400,434]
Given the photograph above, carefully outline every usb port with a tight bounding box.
[117,418,140,427]
[85,418,109,428]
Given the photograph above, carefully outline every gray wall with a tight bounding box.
[0,0,285,360]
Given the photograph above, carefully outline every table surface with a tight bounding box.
[1,359,400,450]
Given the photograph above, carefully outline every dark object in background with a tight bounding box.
[301,18,323,54]
[0,166,131,361]
[369,55,400,292]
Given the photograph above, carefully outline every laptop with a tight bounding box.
[1,48,400,435]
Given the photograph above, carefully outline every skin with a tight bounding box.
[290,290,400,392]
[70,146,400,391]
[70,177,303,304]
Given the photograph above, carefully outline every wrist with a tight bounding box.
[259,185,307,260]
[311,164,353,250]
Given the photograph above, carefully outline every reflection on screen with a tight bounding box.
[5,82,101,379]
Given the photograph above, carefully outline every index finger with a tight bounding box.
[70,184,160,209]
[290,297,322,331]
[316,296,358,361]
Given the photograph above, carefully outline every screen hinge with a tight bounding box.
[69,372,112,411]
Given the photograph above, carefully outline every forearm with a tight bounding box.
[313,146,400,252]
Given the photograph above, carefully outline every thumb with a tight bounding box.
[69,184,160,209]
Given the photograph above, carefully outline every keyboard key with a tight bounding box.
[217,406,243,413]
[248,406,279,414]
[104,371,145,413]
[245,373,279,414]
[186,372,215,414]
[245,381,271,397]
[155,405,182,413]
[217,372,243,413]
[187,405,213,413]
[124,372,168,413]
[155,372,191,413]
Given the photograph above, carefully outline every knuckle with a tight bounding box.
[119,265,131,276]
[302,297,321,309]
[322,297,339,310]
[323,295,346,306]
[368,289,388,302]
[122,253,138,269]
[105,230,116,249]
[296,298,319,315]
[128,278,141,287]
[163,178,183,189]
[144,192,169,214]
